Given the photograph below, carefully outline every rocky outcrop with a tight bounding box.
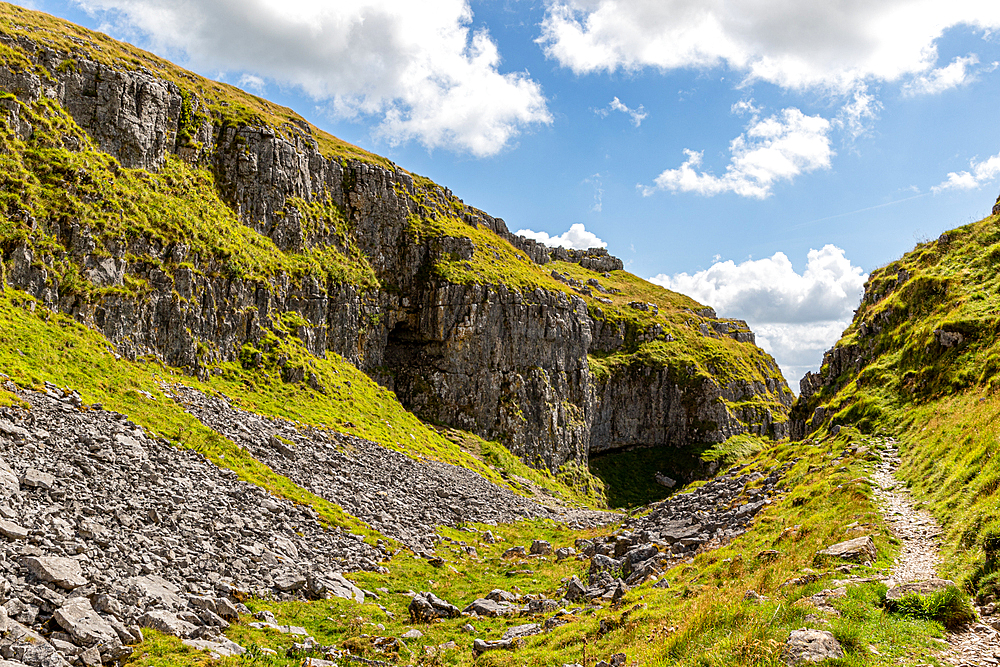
[0,32,790,472]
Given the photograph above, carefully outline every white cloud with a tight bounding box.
[238,73,266,94]
[516,223,607,249]
[641,108,833,199]
[538,0,1000,94]
[835,85,882,141]
[649,245,868,388]
[903,54,981,96]
[75,0,551,156]
[584,173,604,212]
[595,97,647,126]
[933,151,1000,192]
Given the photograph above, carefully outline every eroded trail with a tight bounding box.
[872,440,1000,666]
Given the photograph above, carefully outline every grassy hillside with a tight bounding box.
[793,210,1000,598]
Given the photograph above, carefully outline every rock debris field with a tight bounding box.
[166,385,616,551]
[0,381,615,666]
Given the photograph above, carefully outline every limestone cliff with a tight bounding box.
[0,5,791,471]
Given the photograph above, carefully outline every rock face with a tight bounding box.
[0,28,790,472]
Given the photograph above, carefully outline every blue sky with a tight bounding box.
[15,0,1000,384]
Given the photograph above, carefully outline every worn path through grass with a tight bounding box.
[872,439,1000,666]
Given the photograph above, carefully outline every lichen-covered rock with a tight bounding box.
[784,629,844,664]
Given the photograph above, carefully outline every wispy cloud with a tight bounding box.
[595,96,647,126]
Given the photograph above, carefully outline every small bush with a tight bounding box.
[886,586,975,631]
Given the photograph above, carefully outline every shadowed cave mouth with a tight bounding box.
[590,444,722,510]
[381,320,440,406]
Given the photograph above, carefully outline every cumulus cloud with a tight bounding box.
[649,245,868,387]
[595,97,647,126]
[537,0,1000,93]
[933,151,1000,192]
[74,0,551,156]
[641,108,833,199]
[516,223,607,249]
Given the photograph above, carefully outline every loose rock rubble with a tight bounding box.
[169,386,616,550]
[0,384,389,665]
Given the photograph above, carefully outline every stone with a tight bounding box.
[306,572,364,603]
[79,647,102,667]
[128,574,184,609]
[53,597,118,647]
[485,589,518,603]
[182,638,246,658]
[886,578,957,601]
[502,623,541,640]
[0,518,27,541]
[401,629,424,639]
[555,547,576,561]
[20,468,55,489]
[273,570,307,592]
[0,457,18,495]
[502,546,527,559]
[409,592,460,622]
[784,629,844,664]
[472,638,516,656]
[816,536,876,563]
[654,473,676,488]
[463,598,520,618]
[138,610,198,638]
[23,556,88,589]
[529,540,552,555]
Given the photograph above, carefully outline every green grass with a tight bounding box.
[793,211,1000,596]
[118,431,952,667]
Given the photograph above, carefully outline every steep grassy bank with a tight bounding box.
[792,208,1000,598]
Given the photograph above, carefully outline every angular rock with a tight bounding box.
[0,457,18,496]
[555,547,576,561]
[485,589,518,603]
[463,598,520,618]
[0,518,27,541]
[472,638,516,656]
[816,536,876,564]
[53,597,118,647]
[182,638,246,658]
[886,578,957,601]
[128,574,183,610]
[273,571,307,592]
[502,546,527,559]
[529,540,552,556]
[23,556,88,589]
[409,592,460,623]
[502,623,541,640]
[20,468,55,489]
[784,629,844,664]
[306,572,364,603]
[138,610,197,638]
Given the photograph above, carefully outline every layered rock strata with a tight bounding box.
[0,30,790,470]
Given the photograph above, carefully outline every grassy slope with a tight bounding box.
[796,210,1000,597]
[128,432,954,667]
